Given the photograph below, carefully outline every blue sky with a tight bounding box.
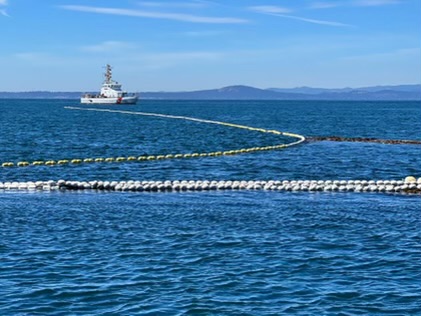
[1,0,420,91]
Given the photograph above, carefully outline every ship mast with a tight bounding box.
[104,64,112,84]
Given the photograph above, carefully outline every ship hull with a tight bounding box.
[80,96,138,104]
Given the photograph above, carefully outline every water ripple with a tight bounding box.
[1,100,421,314]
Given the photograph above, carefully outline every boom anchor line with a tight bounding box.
[307,136,421,145]
[1,106,306,169]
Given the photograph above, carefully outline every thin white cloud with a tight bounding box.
[60,5,248,24]
[15,52,48,61]
[276,14,354,27]
[353,0,400,6]
[310,0,400,9]
[0,0,8,17]
[182,30,225,37]
[252,10,354,27]
[137,1,209,8]
[249,4,352,27]
[310,2,341,9]
[81,41,135,53]
[248,5,292,14]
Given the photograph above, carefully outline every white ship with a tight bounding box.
[81,65,138,104]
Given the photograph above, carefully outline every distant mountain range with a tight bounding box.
[1,84,420,101]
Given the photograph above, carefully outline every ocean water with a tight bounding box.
[0,99,420,315]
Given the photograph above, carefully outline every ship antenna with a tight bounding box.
[104,64,112,84]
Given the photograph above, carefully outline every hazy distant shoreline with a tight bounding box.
[1,84,420,101]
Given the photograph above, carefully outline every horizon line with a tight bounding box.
[1,83,420,93]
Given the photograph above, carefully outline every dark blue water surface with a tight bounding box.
[1,99,420,315]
